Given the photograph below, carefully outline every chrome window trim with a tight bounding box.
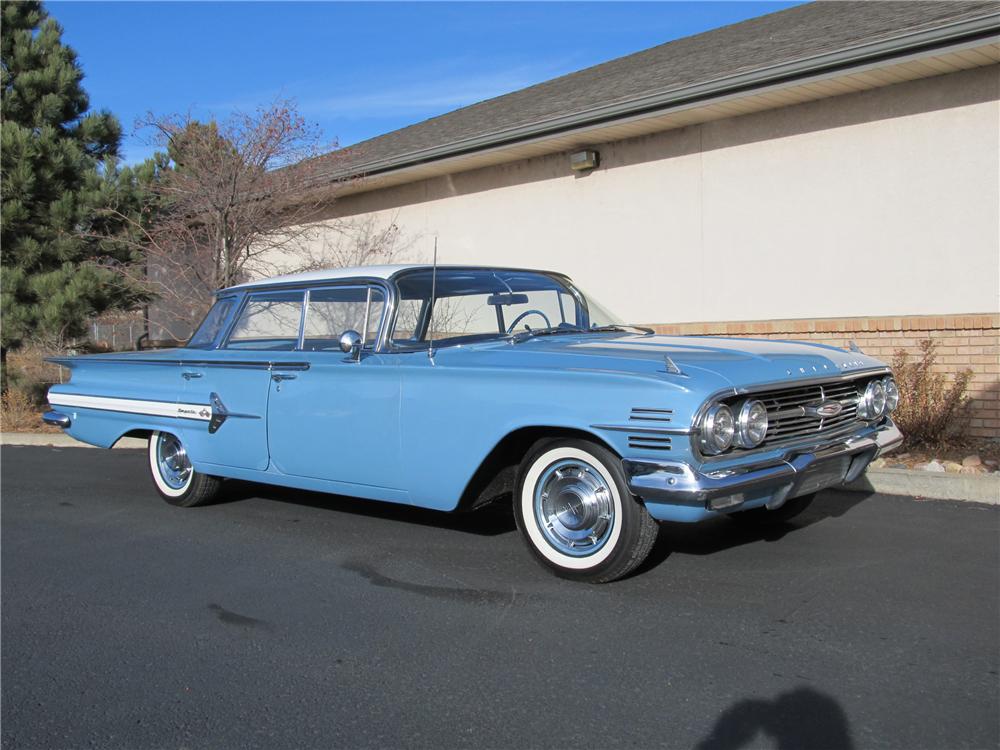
[298,283,389,353]
[217,278,394,353]
[690,367,892,463]
[221,288,307,352]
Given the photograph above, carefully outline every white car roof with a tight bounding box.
[224,264,561,292]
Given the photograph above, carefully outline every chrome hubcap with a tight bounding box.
[534,459,614,557]
[157,433,192,490]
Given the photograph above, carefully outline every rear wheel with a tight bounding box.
[727,492,816,525]
[514,439,658,583]
[148,431,221,507]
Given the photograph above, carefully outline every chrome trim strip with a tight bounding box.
[49,393,212,422]
[591,423,694,435]
[46,358,311,370]
[46,393,261,428]
[625,421,902,508]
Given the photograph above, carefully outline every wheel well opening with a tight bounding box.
[456,427,616,512]
[113,429,153,447]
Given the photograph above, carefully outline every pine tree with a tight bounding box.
[1,1,147,380]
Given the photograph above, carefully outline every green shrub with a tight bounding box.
[891,339,972,447]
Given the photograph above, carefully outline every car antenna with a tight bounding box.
[427,236,438,363]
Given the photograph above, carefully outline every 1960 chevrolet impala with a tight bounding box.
[45,265,902,582]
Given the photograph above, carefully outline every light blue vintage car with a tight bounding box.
[45,265,902,582]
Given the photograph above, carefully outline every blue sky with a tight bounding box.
[49,1,802,164]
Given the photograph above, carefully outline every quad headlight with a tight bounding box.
[736,399,769,448]
[700,403,735,454]
[858,379,887,420]
[883,376,899,412]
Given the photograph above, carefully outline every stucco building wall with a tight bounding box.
[287,66,1000,437]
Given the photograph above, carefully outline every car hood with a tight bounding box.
[447,333,886,389]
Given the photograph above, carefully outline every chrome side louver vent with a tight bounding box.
[629,408,672,423]
[627,435,672,451]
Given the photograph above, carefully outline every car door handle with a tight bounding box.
[181,371,203,380]
[271,372,297,382]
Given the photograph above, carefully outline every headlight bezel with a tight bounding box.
[883,376,899,413]
[699,402,735,455]
[735,399,769,449]
[858,379,887,420]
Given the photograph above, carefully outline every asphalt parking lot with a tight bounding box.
[2,445,998,750]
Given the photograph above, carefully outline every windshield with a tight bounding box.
[390,269,624,349]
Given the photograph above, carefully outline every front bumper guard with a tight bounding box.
[624,421,903,510]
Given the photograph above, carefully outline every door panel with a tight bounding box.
[266,353,401,488]
[178,358,273,470]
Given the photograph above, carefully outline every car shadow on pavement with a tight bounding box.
[695,686,853,750]
[632,490,875,576]
[211,479,519,536]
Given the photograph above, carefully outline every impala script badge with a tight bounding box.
[803,401,844,418]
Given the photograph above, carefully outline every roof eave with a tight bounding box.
[320,11,1000,185]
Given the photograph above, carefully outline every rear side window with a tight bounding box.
[187,298,235,349]
[226,290,304,351]
[302,286,385,351]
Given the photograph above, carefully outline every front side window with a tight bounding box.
[390,270,623,349]
[187,297,236,349]
[226,290,304,351]
[302,286,385,351]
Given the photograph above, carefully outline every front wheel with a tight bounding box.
[514,439,658,583]
[148,431,221,507]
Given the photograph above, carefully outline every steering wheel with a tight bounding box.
[506,309,551,333]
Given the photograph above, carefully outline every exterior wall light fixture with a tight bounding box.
[570,149,599,172]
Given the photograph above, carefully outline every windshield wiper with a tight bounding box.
[586,324,655,335]
[509,325,585,343]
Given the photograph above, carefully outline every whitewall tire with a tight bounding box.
[148,431,221,507]
[514,439,659,583]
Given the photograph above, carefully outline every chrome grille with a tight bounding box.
[756,378,865,448]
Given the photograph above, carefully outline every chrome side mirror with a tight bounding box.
[339,329,363,360]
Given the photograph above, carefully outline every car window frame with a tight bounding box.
[185,294,240,350]
[299,284,388,353]
[221,288,308,352]
[217,279,393,353]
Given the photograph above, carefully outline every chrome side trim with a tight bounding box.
[49,393,212,422]
[625,421,902,508]
[45,357,312,371]
[47,392,260,430]
[591,423,694,435]
[42,411,71,428]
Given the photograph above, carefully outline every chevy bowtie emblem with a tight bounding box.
[803,400,843,418]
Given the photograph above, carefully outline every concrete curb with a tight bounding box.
[1,433,146,449]
[2,432,997,505]
[843,467,998,505]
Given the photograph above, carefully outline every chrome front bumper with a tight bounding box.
[623,421,903,513]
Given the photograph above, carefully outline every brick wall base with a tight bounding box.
[648,313,1000,440]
